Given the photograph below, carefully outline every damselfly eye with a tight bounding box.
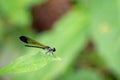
[53,48,56,52]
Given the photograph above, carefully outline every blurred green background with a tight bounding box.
[0,0,120,80]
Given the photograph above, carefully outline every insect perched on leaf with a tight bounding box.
[19,36,56,55]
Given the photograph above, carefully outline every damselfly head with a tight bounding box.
[52,48,56,52]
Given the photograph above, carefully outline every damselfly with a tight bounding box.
[19,36,56,55]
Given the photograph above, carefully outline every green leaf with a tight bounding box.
[22,8,89,80]
[91,0,120,78]
[0,6,88,79]
[0,52,61,74]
